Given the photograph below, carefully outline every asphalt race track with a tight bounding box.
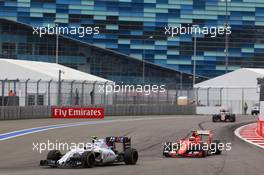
[0,115,263,175]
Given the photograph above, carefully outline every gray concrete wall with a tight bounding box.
[0,105,196,120]
[0,106,51,120]
[103,104,195,116]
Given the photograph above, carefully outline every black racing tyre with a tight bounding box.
[212,115,218,122]
[163,152,171,157]
[124,148,138,165]
[47,150,62,161]
[212,117,216,122]
[201,150,208,157]
[81,151,95,168]
[199,143,208,157]
[163,142,171,157]
[231,115,236,122]
[212,140,222,155]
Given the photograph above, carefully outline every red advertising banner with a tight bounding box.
[52,107,104,119]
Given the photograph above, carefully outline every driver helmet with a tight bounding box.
[91,136,98,143]
[192,131,198,137]
[189,136,195,141]
[220,109,226,112]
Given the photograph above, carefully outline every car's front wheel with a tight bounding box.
[81,151,95,168]
[47,150,62,161]
[212,115,218,122]
[46,150,62,168]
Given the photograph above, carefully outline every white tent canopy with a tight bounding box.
[195,68,262,114]
[0,58,110,82]
[0,59,113,106]
[194,68,264,89]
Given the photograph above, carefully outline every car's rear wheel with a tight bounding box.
[124,148,138,165]
[201,150,208,157]
[231,115,236,122]
[212,140,222,155]
[199,143,209,157]
[81,151,95,168]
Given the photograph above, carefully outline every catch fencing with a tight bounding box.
[0,79,194,107]
[195,87,259,114]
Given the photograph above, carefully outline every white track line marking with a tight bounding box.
[0,116,186,141]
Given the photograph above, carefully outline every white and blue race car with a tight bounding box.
[40,136,138,168]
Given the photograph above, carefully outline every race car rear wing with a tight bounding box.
[106,136,131,150]
[196,130,210,135]
[195,130,213,143]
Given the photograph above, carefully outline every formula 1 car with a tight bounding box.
[212,109,236,122]
[163,130,222,158]
[40,136,138,168]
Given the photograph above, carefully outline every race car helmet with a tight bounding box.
[220,108,229,113]
[91,136,98,143]
[189,136,195,141]
[192,131,198,137]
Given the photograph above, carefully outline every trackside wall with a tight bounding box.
[0,105,196,120]
[257,119,264,137]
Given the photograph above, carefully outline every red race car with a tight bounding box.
[163,130,222,158]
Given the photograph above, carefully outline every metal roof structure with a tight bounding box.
[195,68,264,88]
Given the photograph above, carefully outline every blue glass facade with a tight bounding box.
[1,0,264,78]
